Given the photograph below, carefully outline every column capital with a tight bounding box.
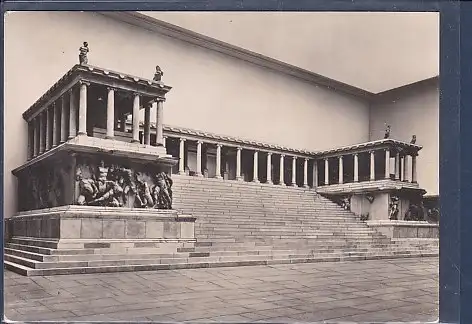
[179,138,186,143]
[339,155,343,160]
[106,86,117,92]
[132,92,140,97]
[237,146,242,151]
[353,153,358,157]
[292,156,297,160]
[384,148,390,152]
[197,140,203,145]
[216,143,223,148]
[304,158,308,162]
[267,152,273,156]
[79,80,90,86]
[280,154,285,158]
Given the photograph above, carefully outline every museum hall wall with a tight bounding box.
[369,78,439,196]
[4,11,372,217]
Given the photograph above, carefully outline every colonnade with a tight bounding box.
[27,82,165,160]
[174,137,312,187]
[168,137,419,187]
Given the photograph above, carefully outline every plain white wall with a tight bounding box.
[369,78,439,196]
[4,11,371,217]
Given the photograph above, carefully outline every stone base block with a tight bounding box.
[367,220,439,239]
[6,205,196,242]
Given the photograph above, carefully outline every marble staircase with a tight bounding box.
[4,176,438,276]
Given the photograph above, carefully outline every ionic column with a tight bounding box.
[236,147,243,181]
[384,149,390,179]
[132,93,140,143]
[78,81,88,135]
[267,153,273,184]
[303,158,308,188]
[338,156,344,184]
[403,155,410,182]
[215,144,223,179]
[370,151,375,181]
[312,160,318,188]
[33,117,39,157]
[279,154,285,186]
[400,156,405,181]
[412,155,418,183]
[253,151,259,183]
[68,88,77,139]
[45,107,51,151]
[395,152,401,180]
[60,96,67,143]
[39,112,45,154]
[155,100,164,146]
[27,122,33,160]
[143,105,151,145]
[196,141,203,177]
[353,154,359,182]
[163,136,167,148]
[179,138,186,175]
[106,87,115,139]
[291,157,297,186]
[324,158,329,185]
[52,103,59,147]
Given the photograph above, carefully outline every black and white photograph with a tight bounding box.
[3,11,439,322]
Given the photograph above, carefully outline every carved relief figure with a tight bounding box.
[74,161,173,209]
[79,42,89,65]
[410,135,417,144]
[389,195,399,220]
[404,201,425,221]
[152,172,173,209]
[340,196,351,211]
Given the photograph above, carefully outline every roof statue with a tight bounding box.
[153,65,164,82]
[410,135,417,144]
[79,41,89,65]
[384,124,391,139]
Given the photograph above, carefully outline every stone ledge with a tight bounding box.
[317,179,421,194]
[367,220,439,239]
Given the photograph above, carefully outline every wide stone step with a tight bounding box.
[4,251,438,276]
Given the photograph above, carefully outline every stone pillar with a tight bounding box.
[163,136,167,148]
[324,158,329,185]
[52,103,59,147]
[400,156,405,181]
[69,88,77,139]
[155,100,164,146]
[412,154,418,183]
[216,144,223,179]
[279,154,285,186]
[45,107,51,151]
[33,117,39,157]
[338,156,344,184]
[395,152,401,180]
[236,147,243,181]
[253,151,259,183]
[196,141,203,177]
[303,158,308,188]
[132,93,140,143]
[27,122,33,160]
[143,105,151,145]
[78,81,88,136]
[403,155,410,182]
[384,149,390,179]
[267,153,273,184]
[353,153,359,182]
[291,157,297,186]
[312,160,318,188]
[60,96,67,143]
[39,112,45,154]
[179,138,186,175]
[370,151,375,181]
[106,87,115,139]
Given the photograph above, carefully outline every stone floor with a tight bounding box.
[4,257,438,323]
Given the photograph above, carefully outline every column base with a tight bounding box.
[131,139,140,143]
[236,177,244,182]
[266,181,273,185]
[253,180,260,184]
[105,135,115,140]
[77,132,87,136]
[215,176,223,180]
[178,171,186,176]
[303,184,309,188]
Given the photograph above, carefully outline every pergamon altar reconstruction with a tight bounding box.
[3,11,439,322]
